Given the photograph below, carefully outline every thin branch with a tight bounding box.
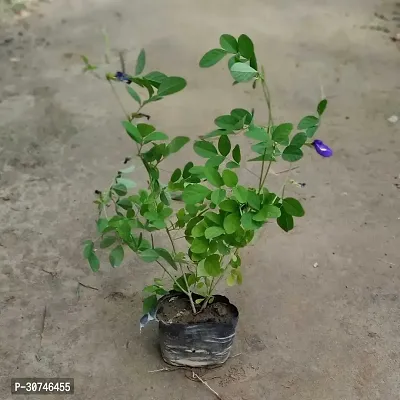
[192,372,223,400]
[78,282,99,291]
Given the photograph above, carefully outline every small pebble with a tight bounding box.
[388,115,398,124]
[313,262,319,268]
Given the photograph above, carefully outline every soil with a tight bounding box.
[157,295,235,324]
[1,0,400,399]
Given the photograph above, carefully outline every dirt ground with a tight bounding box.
[1,0,400,399]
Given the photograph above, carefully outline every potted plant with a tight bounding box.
[82,33,332,367]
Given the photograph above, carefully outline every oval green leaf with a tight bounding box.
[109,245,124,267]
[182,184,211,204]
[230,63,258,82]
[277,209,294,232]
[194,141,218,158]
[205,226,225,240]
[290,132,307,148]
[199,48,227,68]
[282,145,303,162]
[135,48,146,75]
[298,115,319,130]
[211,188,226,205]
[219,34,238,53]
[126,86,141,105]
[204,254,222,277]
[222,169,238,187]
[158,77,187,96]
[238,34,255,59]
[218,135,231,156]
[224,213,241,234]
[282,198,305,217]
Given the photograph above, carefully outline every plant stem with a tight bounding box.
[155,260,188,295]
[258,69,274,192]
[165,227,197,314]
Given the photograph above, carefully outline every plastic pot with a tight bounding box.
[155,292,239,367]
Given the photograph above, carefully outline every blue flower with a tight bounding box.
[312,140,333,157]
[115,71,132,84]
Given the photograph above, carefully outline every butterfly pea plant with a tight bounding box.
[83,34,332,315]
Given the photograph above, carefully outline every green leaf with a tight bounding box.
[224,213,241,234]
[230,63,258,82]
[204,167,223,188]
[158,77,187,96]
[222,169,238,187]
[116,177,136,189]
[218,135,231,156]
[272,123,293,145]
[189,166,205,176]
[226,161,240,169]
[143,295,157,314]
[137,124,155,137]
[170,168,181,182]
[290,132,307,148]
[143,71,167,87]
[168,136,190,154]
[109,245,124,267]
[227,272,236,287]
[191,238,209,254]
[231,108,253,124]
[317,99,328,116]
[306,125,318,138]
[277,209,294,232]
[97,218,108,233]
[135,48,146,75]
[228,55,238,70]
[245,126,268,141]
[122,121,142,143]
[204,211,223,225]
[125,206,136,218]
[192,221,207,237]
[83,241,94,259]
[204,254,222,277]
[199,48,227,68]
[282,198,305,217]
[140,249,160,262]
[214,115,239,130]
[298,115,319,130]
[282,146,303,162]
[205,226,225,240]
[247,190,261,210]
[182,184,211,204]
[219,34,238,53]
[253,205,281,221]
[112,183,127,196]
[193,141,218,158]
[206,155,225,168]
[241,212,262,230]
[126,86,141,105]
[238,34,255,59]
[232,186,248,203]
[155,248,177,270]
[219,199,239,212]
[203,129,231,138]
[232,144,241,163]
[100,236,116,249]
[183,162,194,178]
[211,188,226,205]
[88,252,100,272]
[143,131,168,143]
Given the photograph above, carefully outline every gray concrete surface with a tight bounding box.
[1,0,400,399]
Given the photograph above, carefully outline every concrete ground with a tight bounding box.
[1,0,400,399]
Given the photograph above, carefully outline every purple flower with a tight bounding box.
[115,71,132,84]
[312,139,333,157]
